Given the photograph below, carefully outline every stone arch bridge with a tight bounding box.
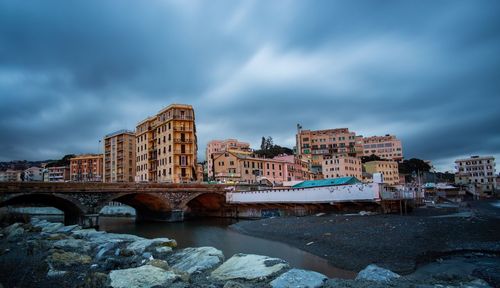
[0,182,232,228]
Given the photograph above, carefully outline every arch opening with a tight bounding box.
[184,193,228,218]
[109,193,176,222]
[0,194,85,226]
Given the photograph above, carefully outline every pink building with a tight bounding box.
[273,155,313,182]
[206,139,252,180]
[362,134,403,161]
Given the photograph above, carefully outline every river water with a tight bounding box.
[99,216,355,279]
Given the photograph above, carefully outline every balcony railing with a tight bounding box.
[174,138,193,143]
[174,149,193,154]
[173,126,193,132]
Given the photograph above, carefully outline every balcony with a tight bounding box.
[216,172,241,178]
[174,149,193,154]
[173,126,193,132]
[172,115,194,120]
[174,138,193,143]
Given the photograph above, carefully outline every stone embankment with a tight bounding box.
[0,218,494,288]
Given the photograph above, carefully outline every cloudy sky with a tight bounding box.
[1,0,499,172]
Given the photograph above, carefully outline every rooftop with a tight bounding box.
[292,176,361,188]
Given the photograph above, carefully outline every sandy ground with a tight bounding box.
[231,200,500,276]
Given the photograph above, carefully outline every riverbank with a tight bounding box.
[0,216,496,287]
[231,200,500,285]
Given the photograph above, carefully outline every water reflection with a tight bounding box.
[99,217,355,279]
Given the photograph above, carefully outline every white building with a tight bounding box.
[0,170,22,182]
[455,156,496,195]
[24,167,44,182]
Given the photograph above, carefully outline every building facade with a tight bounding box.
[362,134,403,161]
[455,156,496,195]
[322,155,362,180]
[273,155,314,182]
[363,160,399,185]
[47,166,70,182]
[23,166,44,181]
[206,139,251,180]
[0,170,22,182]
[104,130,136,183]
[135,104,198,183]
[70,154,104,182]
[296,127,363,168]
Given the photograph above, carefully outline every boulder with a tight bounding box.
[170,247,224,274]
[72,229,106,239]
[56,224,81,233]
[211,254,289,281]
[5,223,24,242]
[127,238,177,254]
[355,264,401,282]
[47,251,92,268]
[41,222,64,233]
[155,246,173,254]
[270,268,327,288]
[109,265,179,288]
[148,259,170,270]
[96,242,119,260]
[3,223,22,235]
[47,269,67,278]
[53,238,94,253]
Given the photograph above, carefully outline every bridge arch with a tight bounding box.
[0,193,86,225]
[103,192,174,222]
[182,192,227,218]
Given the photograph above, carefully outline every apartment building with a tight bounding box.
[104,130,136,183]
[47,166,70,182]
[212,151,289,184]
[0,170,22,182]
[273,155,314,181]
[362,134,403,161]
[455,156,496,195]
[363,160,399,185]
[296,127,363,167]
[135,104,198,183]
[206,139,251,180]
[70,154,104,182]
[23,166,44,181]
[322,154,362,180]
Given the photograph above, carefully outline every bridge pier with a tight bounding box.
[80,214,99,229]
[136,209,184,223]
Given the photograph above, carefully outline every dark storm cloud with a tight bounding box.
[0,0,499,171]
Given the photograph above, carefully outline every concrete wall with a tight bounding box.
[227,183,381,204]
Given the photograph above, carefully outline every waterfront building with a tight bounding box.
[363,160,399,185]
[322,154,362,180]
[296,127,363,169]
[23,166,44,181]
[206,139,251,180]
[455,156,496,196]
[273,155,314,181]
[212,151,288,185]
[135,104,198,183]
[0,170,22,182]
[70,154,104,182]
[104,130,136,183]
[47,166,70,182]
[361,134,403,161]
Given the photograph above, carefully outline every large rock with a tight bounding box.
[56,224,81,233]
[127,238,177,254]
[355,264,401,282]
[109,265,178,288]
[41,222,64,233]
[270,268,327,288]
[53,238,94,253]
[47,251,92,268]
[5,223,24,241]
[211,254,289,281]
[170,247,224,274]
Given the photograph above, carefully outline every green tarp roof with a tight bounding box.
[292,176,361,188]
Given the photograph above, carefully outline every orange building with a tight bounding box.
[70,154,104,182]
[135,104,198,183]
[206,139,252,180]
[322,154,362,180]
[104,130,136,183]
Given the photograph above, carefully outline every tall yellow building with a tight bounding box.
[104,130,136,182]
[135,104,198,183]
